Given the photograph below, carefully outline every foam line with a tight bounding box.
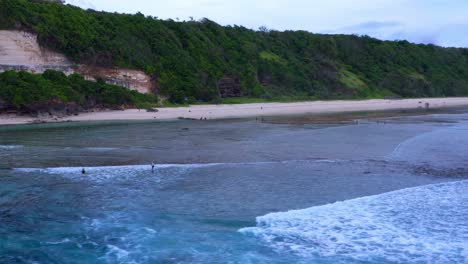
[13,159,346,174]
[0,145,23,149]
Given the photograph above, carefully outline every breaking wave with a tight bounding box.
[240,180,468,263]
[15,163,221,174]
[0,145,23,149]
[13,159,347,175]
[14,163,224,183]
[387,123,468,168]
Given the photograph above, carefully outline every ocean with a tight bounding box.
[0,111,467,263]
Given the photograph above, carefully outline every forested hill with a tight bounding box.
[2,0,468,103]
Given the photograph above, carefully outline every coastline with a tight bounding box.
[2,97,468,126]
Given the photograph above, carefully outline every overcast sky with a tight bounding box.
[66,0,468,47]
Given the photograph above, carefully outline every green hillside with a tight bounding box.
[1,0,468,105]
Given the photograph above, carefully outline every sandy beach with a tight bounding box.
[2,97,468,126]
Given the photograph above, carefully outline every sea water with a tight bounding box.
[0,112,467,263]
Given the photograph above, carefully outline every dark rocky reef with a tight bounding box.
[218,76,242,98]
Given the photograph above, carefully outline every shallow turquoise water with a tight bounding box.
[0,113,467,263]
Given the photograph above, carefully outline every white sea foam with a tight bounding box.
[12,159,352,184]
[14,163,223,183]
[15,162,222,174]
[14,159,343,175]
[0,145,23,149]
[240,180,468,263]
[44,238,72,245]
[105,244,129,261]
[83,147,118,151]
[143,227,157,234]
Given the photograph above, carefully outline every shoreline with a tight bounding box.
[2,97,468,126]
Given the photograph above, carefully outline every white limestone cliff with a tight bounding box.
[0,30,154,94]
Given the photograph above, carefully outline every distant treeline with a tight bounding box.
[0,70,158,113]
[1,0,468,104]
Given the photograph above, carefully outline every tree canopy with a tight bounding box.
[1,0,468,104]
[0,70,158,113]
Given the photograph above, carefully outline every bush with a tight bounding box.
[0,70,158,112]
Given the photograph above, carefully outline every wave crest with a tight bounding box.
[0,145,23,149]
[240,180,468,263]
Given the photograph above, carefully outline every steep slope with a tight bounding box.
[1,0,468,103]
[0,30,155,94]
[0,30,72,69]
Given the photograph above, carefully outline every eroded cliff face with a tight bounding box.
[0,30,74,73]
[0,30,154,94]
[78,66,154,94]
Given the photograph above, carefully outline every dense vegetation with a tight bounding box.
[1,0,468,104]
[0,70,158,113]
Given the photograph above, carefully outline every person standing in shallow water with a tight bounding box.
[81,168,86,175]
[151,161,155,172]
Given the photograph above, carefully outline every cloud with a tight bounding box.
[324,20,468,48]
[341,21,402,32]
[434,24,468,47]
[65,0,96,10]
[326,21,403,37]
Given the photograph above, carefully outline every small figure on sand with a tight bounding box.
[151,161,155,172]
[81,168,86,175]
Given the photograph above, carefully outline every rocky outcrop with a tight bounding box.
[78,66,154,94]
[218,76,242,98]
[0,96,80,116]
[26,99,82,117]
[258,73,272,86]
[0,98,8,111]
[0,30,154,94]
